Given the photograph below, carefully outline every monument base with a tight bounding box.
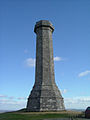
[27,84,65,112]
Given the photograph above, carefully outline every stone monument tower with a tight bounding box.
[27,20,65,111]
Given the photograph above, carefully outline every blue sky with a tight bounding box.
[0,0,90,110]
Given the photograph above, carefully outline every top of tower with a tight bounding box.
[34,20,54,33]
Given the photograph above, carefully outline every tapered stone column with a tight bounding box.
[27,20,65,111]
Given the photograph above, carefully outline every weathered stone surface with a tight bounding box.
[27,20,65,111]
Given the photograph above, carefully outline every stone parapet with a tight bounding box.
[34,20,54,33]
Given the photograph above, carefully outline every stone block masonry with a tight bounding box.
[27,20,65,111]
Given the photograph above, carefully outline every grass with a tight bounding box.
[0,111,85,120]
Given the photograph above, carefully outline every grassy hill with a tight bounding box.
[0,110,86,120]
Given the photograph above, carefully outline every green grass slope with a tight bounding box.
[0,111,85,120]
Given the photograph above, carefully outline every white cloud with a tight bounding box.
[17,97,27,100]
[0,95,27,110]
[0,99,16,105]
[0,98,26,110]
[0,95,90,110]
[24,56,64,68]
[0,95,15,100]
[25,58,35,67]
[0,95,7,98]
[9,96,15,99]
[61,89,67,94]
[63,89,67,94]
[78,70,90,77]
[64,96,90,109]
[54,57,63,61]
